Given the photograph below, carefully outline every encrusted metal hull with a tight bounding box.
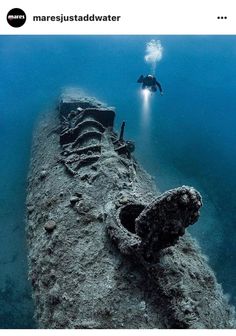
[26,91,235,328]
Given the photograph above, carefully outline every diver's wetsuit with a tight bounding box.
[154,79,162,93]
[137,75,163,94]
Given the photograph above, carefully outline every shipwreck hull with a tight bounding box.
[26,91,235,328]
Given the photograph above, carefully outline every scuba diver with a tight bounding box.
[137,75,163,95]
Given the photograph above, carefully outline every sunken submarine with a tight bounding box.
[26,89,235,328]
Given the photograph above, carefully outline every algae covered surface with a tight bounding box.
[0,36,236,328]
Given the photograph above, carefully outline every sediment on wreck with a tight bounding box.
[26,90,235,329]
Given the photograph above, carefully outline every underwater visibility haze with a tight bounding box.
[0,35,236,327]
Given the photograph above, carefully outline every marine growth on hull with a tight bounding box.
[26,90,235,329]
[58,94,134,176]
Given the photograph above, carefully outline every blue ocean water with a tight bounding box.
[0,35,236,327]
